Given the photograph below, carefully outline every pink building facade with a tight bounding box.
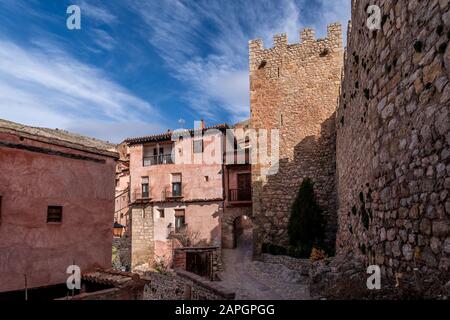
[222,120,253,249]
[125,124,228,270]
[0,120,118,293]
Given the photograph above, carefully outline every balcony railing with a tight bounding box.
[162,187,183,200]
[224,148,251,165]
[132,190,151,202]
[143,154,173,166]
[229,188,252,202]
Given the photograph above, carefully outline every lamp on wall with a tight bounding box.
[113,221,125,238]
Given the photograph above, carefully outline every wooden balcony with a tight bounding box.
[227,188,252,206]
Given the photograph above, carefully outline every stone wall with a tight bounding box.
[130,205,154,271]
[113,234,131,271]
[336,0,450,277]
[250,24,343,253]
[143,270,235,300]
[261,253,311,275]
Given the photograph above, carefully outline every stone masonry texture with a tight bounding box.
[250,23,344,253]
[130,206,154,270]
[336,0,450,277]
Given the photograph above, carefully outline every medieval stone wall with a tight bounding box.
[250,24,343,253]
[143,270,235,300]
[336,0,450,277]
[130,206,154,271]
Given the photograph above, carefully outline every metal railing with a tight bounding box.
[162,186,183,199]
[143,154,173,166]
[229,188,252,202]
[132,190,151,202]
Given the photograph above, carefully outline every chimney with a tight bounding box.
[200,119,206,129]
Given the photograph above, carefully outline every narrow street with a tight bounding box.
[219,230,311,300]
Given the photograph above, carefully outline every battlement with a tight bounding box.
[249,22,343,54]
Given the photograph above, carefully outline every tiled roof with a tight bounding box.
[0,118,118,158]
[232,119,250,129]
[82,269,138,287]
[124,123,230,145]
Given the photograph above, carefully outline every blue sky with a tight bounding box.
[0,0,350,142]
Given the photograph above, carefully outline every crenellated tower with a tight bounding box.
[250,23,344,255]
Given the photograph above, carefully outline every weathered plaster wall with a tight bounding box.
[336,0,450,276]
[152,201,222,262]
[128,134,224,202]
[250,24,343,253]
[127,133,225,270]
[0,132,116,293]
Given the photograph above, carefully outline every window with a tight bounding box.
[47,206,62,223]
[171,173,182,197]
[193,140,203,153]
[158,208,165,218]
[175,209,185,232]
[141,177,149,198]
[143,146,154,166]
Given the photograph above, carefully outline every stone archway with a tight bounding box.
[222,207,253,249]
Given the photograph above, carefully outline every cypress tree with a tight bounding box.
[288,178,325,258]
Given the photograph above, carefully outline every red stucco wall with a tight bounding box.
[0,132,116,293]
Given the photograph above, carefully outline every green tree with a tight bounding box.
[288,178,325,258]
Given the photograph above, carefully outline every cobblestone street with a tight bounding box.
[219,230,311,300]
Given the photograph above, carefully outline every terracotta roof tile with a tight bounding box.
[124,123,230,145]
[0,118,118,158]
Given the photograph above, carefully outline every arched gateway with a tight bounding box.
[222,207,253,249]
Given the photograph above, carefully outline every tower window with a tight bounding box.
[47,206,63,223]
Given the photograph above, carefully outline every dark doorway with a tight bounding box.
[233,215,253,248]
[186,251,214,280]
[237,173,251,201]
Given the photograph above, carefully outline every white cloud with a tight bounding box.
[92,29,117,51]
[130,0,350,124]
[77,0,118,25]
[0,39,164,142]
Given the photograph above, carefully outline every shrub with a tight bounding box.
[288,178,325,258]
[310,247,328,262]
[154,255,170,275]
[112,245,121,270]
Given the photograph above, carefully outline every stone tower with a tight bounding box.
[249,23,344,255]
[336,0,449,276]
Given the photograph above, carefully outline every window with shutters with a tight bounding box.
[47,206,62,223]
[175,209,186,231]
[171,173,182,197]
[141,177,150,198]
